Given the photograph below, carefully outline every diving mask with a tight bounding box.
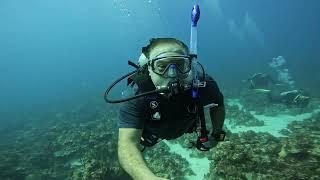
[149,55,192,78]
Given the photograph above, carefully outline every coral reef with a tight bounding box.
[0,102,130,180]
[205,112,320,179]
[1,96,319,179]
[238,90,286,116]
[0,99,195,180]
[225,104,264,127]
[144,142,194,179]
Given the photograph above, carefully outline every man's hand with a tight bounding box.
[118,128,156,180]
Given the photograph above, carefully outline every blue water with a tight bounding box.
[1,0,319,113]
[0,0,319,178]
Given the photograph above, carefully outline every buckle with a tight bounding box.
[204,103,218,109]
[198,81,206,87]
[212,130,226,141]
[193,80,206,88]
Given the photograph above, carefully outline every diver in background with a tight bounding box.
[247,73,275,90]
[271,90,310,108]
[117,38,226,180]
[247,72,310,107]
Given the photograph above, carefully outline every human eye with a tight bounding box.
[156,63,166,71]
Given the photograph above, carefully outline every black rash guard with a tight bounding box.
[118,74,224,140]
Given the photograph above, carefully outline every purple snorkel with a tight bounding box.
[190,4,200,55]
[191,4,200,27]
[190,2,204,99]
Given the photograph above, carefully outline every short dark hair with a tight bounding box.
[142,38,189,59]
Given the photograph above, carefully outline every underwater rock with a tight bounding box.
[144,141,194,179]
[0,103,125,180]
[205,112,320,179]
[279,128,291,136]
[1,98,319,179]
[226,104,264,127]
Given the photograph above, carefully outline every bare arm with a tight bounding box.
[118,128,157,180]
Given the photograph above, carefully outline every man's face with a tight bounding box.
[147,43,191,89]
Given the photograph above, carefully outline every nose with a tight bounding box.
[167,64,177,78]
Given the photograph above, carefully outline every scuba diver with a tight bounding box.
[271,89,310,108]
[246,72,310,107]
[112,38,225,180]
[104,4,225,179]
[247,72,275,91]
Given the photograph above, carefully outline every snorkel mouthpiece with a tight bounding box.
[191,5,200,27]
